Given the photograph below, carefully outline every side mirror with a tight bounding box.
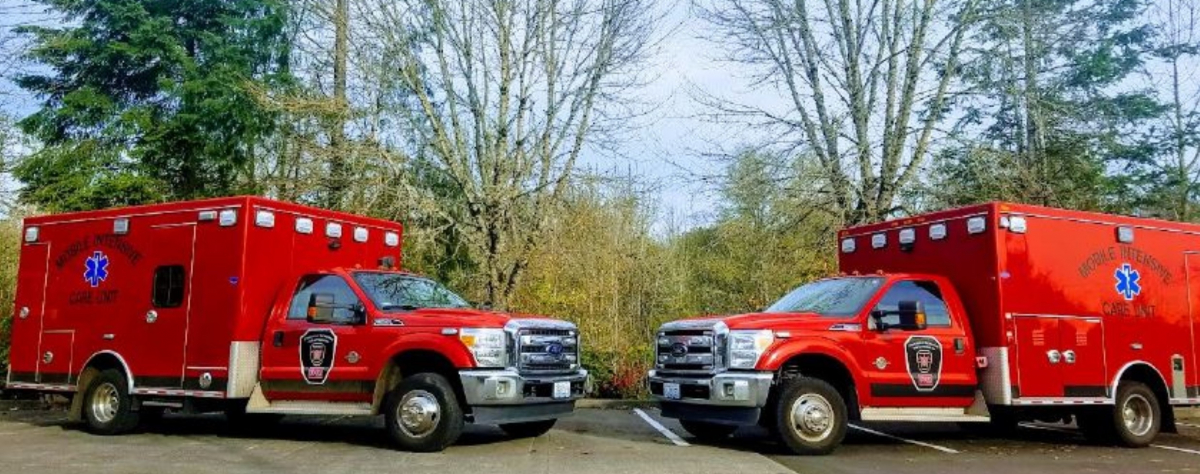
[307,293,366,325]
[895,301,927,331]
[307,293,337,324]
[870,301,927,332]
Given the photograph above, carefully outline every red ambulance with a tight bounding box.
[648,202,1200,454]
[5,197,587,452]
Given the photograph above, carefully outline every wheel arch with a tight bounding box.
[775,352,862,419]
[1113,361,1170,401]
[1113,361,1174,430]
[70,351,134,421]
[372,349,468,415]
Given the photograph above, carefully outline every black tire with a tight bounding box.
[499,419,558,438]
[81,369,140,435]
[1106,382,1161,447]
[384,373,465,452]
[678,420,738,441]
[773,376,848,456]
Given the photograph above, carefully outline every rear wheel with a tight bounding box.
[384,373,464,452]
[678,420,738,441]
[773,377,847,455]
[1079,382,1160,447]
[499,419,557,438]
[81,369,140,435]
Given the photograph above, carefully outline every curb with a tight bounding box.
[575,399,658,410]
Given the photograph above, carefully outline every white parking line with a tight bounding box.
[1153,444,1200,455]
[633,408,690,447]
[849,424,960,454]
[1177,422,1200,429]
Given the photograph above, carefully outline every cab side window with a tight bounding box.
[874,280,951,327]
[287,274,362,322]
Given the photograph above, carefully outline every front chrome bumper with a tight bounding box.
[458,368,588,406]
[647,370,774,408]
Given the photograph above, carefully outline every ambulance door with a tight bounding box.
[258,274,373,402]
[861,279,978,408]
[9,243,50,383]
[132,224,196,388]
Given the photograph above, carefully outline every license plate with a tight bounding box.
[553,381,571,399]
[663,382,681,400]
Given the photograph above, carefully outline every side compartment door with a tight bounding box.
[1057,318,1107,398]
[861,280,978,408]
[258,274,374,403]
[1012,316,1063,398]
[128,224,196,388]
[8,243,50,384]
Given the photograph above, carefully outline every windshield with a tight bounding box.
[764,277,884,317]
[352,272,472,311]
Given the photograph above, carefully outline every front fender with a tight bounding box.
[380,331,476,369]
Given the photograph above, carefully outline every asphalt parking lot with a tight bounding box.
[1,404,1198,474]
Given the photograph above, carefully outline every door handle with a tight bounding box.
[1062,350,1076,364]
[273,331,285,347]
[1047,350,1062,364]
[953,338,966,355]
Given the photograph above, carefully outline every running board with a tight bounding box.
[244,383,372,416]
[860,407,991,423]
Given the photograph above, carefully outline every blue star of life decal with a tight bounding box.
[84,251,109,288]
[1114,263,1141,301]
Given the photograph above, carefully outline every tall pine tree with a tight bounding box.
[14,0,291,212]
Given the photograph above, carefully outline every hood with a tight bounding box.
[665,312,847,332]
[377,307,564,329]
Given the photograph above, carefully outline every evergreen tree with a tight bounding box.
[937,0,1160,212]
[14,0,291,211]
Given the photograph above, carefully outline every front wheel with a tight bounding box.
[773,377,848,455]
[499,419,557,438]
[384,373,465,452]
[81,369,140,435]
[679,420,738,441]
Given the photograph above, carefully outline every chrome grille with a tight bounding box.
[516,328,578,374]
[657,328,722,372]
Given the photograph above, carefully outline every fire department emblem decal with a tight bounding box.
[299,329,337,385]
[904,336,943,392]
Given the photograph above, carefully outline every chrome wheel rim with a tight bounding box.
[397,390,441,438]
[90,382,120,424]
[790,393,835,443]
[1122,393,1154,437]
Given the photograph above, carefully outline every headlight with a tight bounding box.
[728,330,774,369]
[460,328,509,368]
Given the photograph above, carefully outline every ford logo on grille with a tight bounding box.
[670,342,688,358]
[546,342,565,355]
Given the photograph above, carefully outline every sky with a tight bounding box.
[0,0,762,229]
